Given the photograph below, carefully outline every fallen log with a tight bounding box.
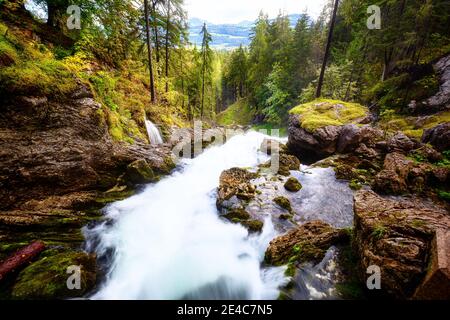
[0,241,46,281]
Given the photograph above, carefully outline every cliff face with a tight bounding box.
[0,83,175,210]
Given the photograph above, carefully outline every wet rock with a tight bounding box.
[387,132,416,154]
[11,251,97,299]
[121,159,157,185]
[373,152,413,194]
[0,83,175,210]
[278,154,301,176]
[260,139,288,156]
[241,220,264,233]
[265,221,349,266]
[287,115,342,161]
[273,196,293,213]
[353,190,450,299]
[217,168,258,208]
[223,209,251,221]
[422,122,450,152]
[284,177,302,192]
[413,229,450,300]
[336,124,361,153]
[288,113,383,162]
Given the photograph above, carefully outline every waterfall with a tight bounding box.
[145,118,163,145]
[84,131,288,300]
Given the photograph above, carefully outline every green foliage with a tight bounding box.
[216,98,254,126]
[290,98,368,132]
[300,61,358,103]
[349,180,362,190]
[371,224,387,240]
[437,190,450,202]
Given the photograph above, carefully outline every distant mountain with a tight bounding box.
[189,14,304,50]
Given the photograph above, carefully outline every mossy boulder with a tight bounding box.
[241,220,264,233]
[223,209,251,221]
[284,177,302,192]
[265,220,349,266]
[11,251,96,300]
[121,159,156,185]
[217,168,258,207]
[287,99,373,161]
[273,196,292,212]
[289,99,369,133]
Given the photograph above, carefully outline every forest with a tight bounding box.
[0,0,449,302]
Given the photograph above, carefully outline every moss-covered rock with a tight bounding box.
[284,177,302,192]
[241,219,264,233]
[122,159,156,185]
[265,221,349,266]
[289,99,369,133]
[223,209,251,221]
[273,196,292,212]
[11,251,96,300]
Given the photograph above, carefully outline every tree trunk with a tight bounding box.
[165,1,171,93]
[47,3,62,29]
[144,0,157,103]
[201,48,206,119]
[316,0,339,98]
[151,1,161,74]
[0,241,45,281]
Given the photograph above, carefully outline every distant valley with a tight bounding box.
[189,14,302,49]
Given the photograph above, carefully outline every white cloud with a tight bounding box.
[185,0,327,24]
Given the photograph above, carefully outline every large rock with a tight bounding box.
[216,168,258,208]
[353,190,450,299]
[0,84,175,210]
[288,117,383,161]
[408,54,450,114]
[387,132,416,154]
[413,229,450,300]
[265,220,349,266]
[373,153,414,194]
[422,122,450,152]
[288,115,342,161]
[11,251,97,299]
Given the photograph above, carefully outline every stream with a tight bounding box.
[84,131,354,300]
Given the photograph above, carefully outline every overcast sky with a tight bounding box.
[185,0,327,24]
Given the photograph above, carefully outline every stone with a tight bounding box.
[265,221,349,266]
[216,168,258,208]
[0,83,175,210]
[284,177,302,192]
[273,196,292,212]
[387,132,416,154]
[422,122,450,152]
[413,229,450,300]
[122,159,156,185]
[353,190,450,299]
[373,152,413,194]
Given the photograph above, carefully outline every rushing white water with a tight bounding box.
[145,119,163,145]
[84,131,288,300]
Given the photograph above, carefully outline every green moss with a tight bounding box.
[289,99,368,132]
[284,177,302,192]
[11,251,96,300]
[252,123,288,137]
[273,196,292,212]
[349,180,363,190]
[241,219,264,233]
[223,209,251,221]
[437,190,450,202]
[371,224,387,240]
[217,98,255,126]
